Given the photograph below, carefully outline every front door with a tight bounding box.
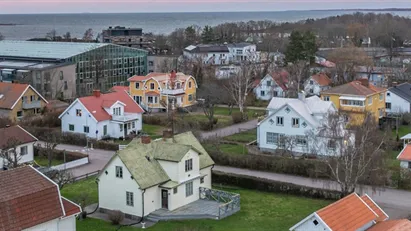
[124,124,128,137]
[161,189,168,209]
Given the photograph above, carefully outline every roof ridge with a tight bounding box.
[316,193,357,214]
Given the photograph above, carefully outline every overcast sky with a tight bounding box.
[0,0,410,14]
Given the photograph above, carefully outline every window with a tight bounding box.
[328,140,337,150]
[368,96,373,105]
[309,80,314,85]
[323,96,330,101]
[313,220,319,226]
[387,92,390,97]
[285,107,290,113]
[296,136,307,146]
[103,125,107,135]
[132,122,135,129]
[20,146,28,155]
[266,81,271,87]
[266,132,279,144]
[185,159,193,172]
[176,83,181,89]
[76,109,82,117]
[22,96,27,102]
[379,93,384,101]
[69,124,74,131]
[309,89,314,94]
[185,182,193,197]
[189,81,192,88]
[273,91,278,97]
[148,96,154,104]
[341,100,364,106]
[113,107,121,116]
[120,124,123,132]
[84,126,90,133]
[276,116,284,126]
[126,191,134,206]
[292,118,300,128]
[408,162,411,169]
[30,95,35,102]
[173,188,178,194]
[302,122,307,128]
[64,81,68,90]
[116,166,123,178]
[260,91,265,96]
[200,177,205,184]
[188,94,193,101]
[127,123,131,130]
[150,83,155,90]
[386,102,392,109]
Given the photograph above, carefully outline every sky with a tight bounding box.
[0,0,410,14]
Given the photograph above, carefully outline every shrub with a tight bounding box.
[34,146,88,162]
[19,111,61,128]
[108,210,125,225]
[231,112,243,124]
[213,117,218,125]
[143,115,167,126]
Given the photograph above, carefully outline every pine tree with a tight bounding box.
[201,25,214,44]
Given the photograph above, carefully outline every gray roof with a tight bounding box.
[0,60,71,70]
[227,42,253,48]
[0,40,108,60]
[184,44,229,53]
[389,83,411,103]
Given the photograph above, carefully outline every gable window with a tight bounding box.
[84,126,90,133]
[313,220,319,226]
[20,146,28,155]
[386,102,391,109]
[189,81,192,88]
[323,96,330,101]
[185,182,193,197]
[260,91,265,96]
[76,109,82,117]
[126,191,134,206]
[309,89,314,94]
[116,166,123,178]
[309,80,314,85]
[368,96,373,105]
[292,118,300,128]
[266,81,271,87]
[387,92,390,97]
[150,83,155,90]
[135,82,140,89]
[173,188,178,194]
[69,124,75,131]
[185,159,193,172]
[379,93,384,101]
[276,116,284,126]
[328,140,337,150]
[176,83,181,89]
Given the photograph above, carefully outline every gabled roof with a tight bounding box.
[184,44,229,53]
[321,80,386,96]
[316,193,378,231]
[389,83,411,103]
[0,125,38,149]
[311,73,332,86]
[360,195,388,222]
[271,70,289,90]
[128,72,165,82]
[110,86,129,93]
[397,144,411,161]
[0,166,80,231]
[368,219,411,231]
[0,82,48,109]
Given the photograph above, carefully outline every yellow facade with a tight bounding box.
[9,87,48,122]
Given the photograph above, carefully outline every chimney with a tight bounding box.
[93,89,101,98]
[170,70,176,89]
[359,78,369,87]
[298,91,306,101]
[163,129,173,139]
[392,81,398,87]
[141,135,151,144]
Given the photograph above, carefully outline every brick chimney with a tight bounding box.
[141,135,151,144]
[163,129,173,139]
[93,89,101,97]
[358,78,369,87]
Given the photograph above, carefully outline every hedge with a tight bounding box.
[213,171,342,200]
[34,146,88,162]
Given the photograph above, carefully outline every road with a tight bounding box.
[200,119,258,140]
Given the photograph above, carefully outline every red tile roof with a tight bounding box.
[322,80,386,96]
[128,72,165,82]
[0,125,38,149]
[78,90,144,122]
[271,70,289,91]
[312,73,332,86]
[368,219,411,231]
[62,198,81,217]
[360,195,388,222]
[110,86,129,93]
[397,144,411,161]
[316,193,378,231]
[0,166,64,231]
[0,82,29,109]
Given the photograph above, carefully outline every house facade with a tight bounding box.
[98,132,215,219]
[321,79,386,125]
[385,83,411,115]
[227,43,260,63]
[254,70,289,101]
[0,82,48,121]
[0,166,81,231]
[355,66,407,87]
[59,89,143,140]
[397,144,411,169]
[304,73,332,96]
[257,94,337,155]
[128,71,197,112]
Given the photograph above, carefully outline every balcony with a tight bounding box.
[22,100,41,109]
[111,113,139,122]
[161,88,185,95]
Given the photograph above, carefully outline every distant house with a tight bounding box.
[290,193,389,231]
[257,94,337,155]
[59,89,144,140]
[226,43,260,63]
[0,82,48,121]
[385,83,411,115]
[355,66,407,87]
[0,125,38,169]
[254,70,289,101]
[397,144,411,169]
[304,73,332,96]
[0,166,81,231]
[97,132,219,220]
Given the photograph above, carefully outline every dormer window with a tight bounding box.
[113,107,121,116]
[135,82,140,89]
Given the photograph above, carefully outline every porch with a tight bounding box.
[146,187,240,222]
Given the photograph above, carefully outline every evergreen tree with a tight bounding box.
[285,30,318,64]
[184,26,197,45]
[201,25,214,44]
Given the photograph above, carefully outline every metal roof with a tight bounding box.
[0,40,108,60]
[0,60,69,70]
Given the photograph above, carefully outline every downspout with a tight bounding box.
[117,189,146,230]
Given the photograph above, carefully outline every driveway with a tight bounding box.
[214,165,411,219]
[200,119,258,140]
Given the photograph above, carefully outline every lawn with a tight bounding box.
[392,125,411,139]
[73,183,331,231]
[214,107,266,119]
[204,143,248,155]
[224,129,257,143]
[61,177,99,205]
[142,124,165,139]
[34,156,64,167]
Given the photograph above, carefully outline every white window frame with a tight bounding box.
[116,166,123,178]
[292,118,300,128]
[276,116,284,126]
[185,159,193,172]
[323,96,330,101]
[20,146,28,155]
[135,82,140,89]
[126,191,134,206]
[185,182,193,197]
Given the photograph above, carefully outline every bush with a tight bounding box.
[213,117,218,125]
[231,112,243,124]
[34,146,88,162]
[108,210,125,225]
[143,115,167,126]
[213,172,342,200]
[19,111,61,127]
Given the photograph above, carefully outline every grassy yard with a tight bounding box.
[72,181,331,231]
[214,107,266,119]
[224,129,257,143]
[61,177,99,205]
[34,156,64,167]
[142,124,166,139]
[204,143,248,155]
[392,125,411,139]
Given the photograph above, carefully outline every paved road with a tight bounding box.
[216,104,267,111]
[200,119,258,140]
[214,165,411,219]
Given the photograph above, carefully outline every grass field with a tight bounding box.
[392,125,411,140]
[214,107,266,119]
[224,129,257,143]
[204,143,248,155]
[61,178,99,205]
[34,156,64,167]
[142,124,165,139]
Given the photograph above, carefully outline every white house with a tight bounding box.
[397,143,411,169]
[59,89,144,140]
[385,83,411,115]
[0,166,81,231]
[304,73,332,96]
[0,125,37,169]
[227,43,260,63]
[254,70,289,101]
[257,94,337,155]
[290,193,389,231]
[97,131,215,220]
[183,44,230,65]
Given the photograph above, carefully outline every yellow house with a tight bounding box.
[0,82,48,121]
[128,72,198,112]
[320,79,386,125]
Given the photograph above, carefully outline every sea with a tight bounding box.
[0,10,411,40]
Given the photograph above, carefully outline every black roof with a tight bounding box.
[389,83,411,103]
[185,44,229,53]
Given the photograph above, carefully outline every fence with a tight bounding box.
[52,157,89,171]
[72,170,100,182]
[199,187,241,219]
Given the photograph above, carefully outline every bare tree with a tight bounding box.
[46,29,57,41]
[197,80,225,130]
[0,137,23,169]
[63,32,71,40]
[38,133,60,168]
[287,60,308,94]
[45,169,73,190]
[83,28,94,42]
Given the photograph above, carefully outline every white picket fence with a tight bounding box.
[51,157,89,171]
